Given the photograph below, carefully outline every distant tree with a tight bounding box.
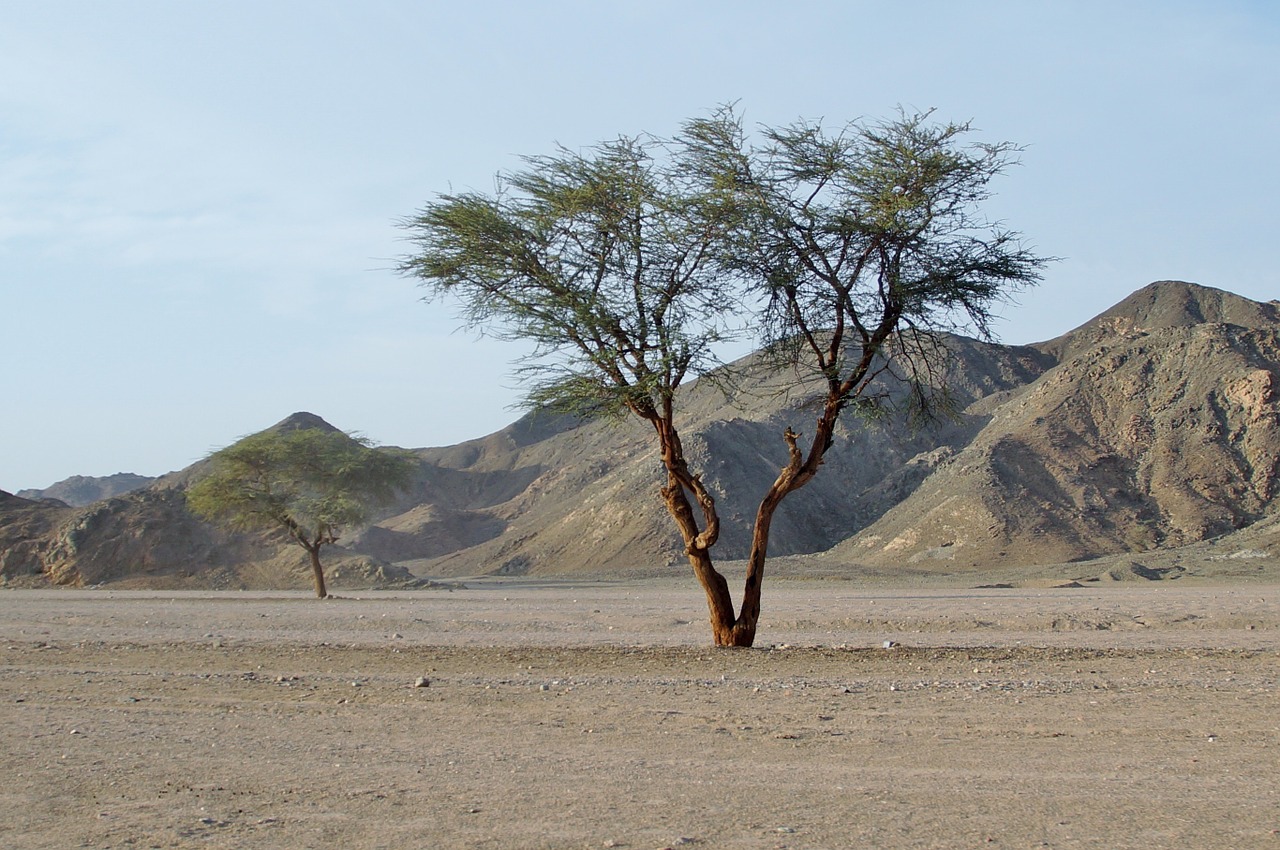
[399,108,1048,645]
[186,428,416,598]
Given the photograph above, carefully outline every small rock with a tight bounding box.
[882,640,896,649]
[539,683,550,692]
[414,677,430,688]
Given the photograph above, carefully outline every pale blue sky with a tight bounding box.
[3,1,1277,491]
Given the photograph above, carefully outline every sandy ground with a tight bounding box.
[1,579,1277,849]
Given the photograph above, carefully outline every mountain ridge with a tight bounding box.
[17,473,157,507]
[3,280,1278,588]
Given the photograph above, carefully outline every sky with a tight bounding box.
[3,0,1278,492]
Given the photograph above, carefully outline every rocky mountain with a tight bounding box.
[830,282,1280,575]
[3,280,1278,589]
[17,473,156,507]
[0,482,413,591]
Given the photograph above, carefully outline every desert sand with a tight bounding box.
[1,579,1277,849]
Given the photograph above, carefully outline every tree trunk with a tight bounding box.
[644,402,841,648]
[730,415,840,646]
[307,544,328,599]
[660,475,739,645]
[728,500,780,647]
[646,412,743,645]
[686,548,740,646]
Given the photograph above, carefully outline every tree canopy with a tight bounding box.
[186,427,417,598]
[400,107,1049,645]
[398,135,742,419]
[683,107,1045,382]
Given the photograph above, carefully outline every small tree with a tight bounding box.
[400,109,1048,645]
[186,428,416,597]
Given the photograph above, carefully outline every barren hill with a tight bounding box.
[16,473,156,507]
[3,280,1278,588]
[834,281,1280,573]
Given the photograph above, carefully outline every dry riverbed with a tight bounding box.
[1,580,1277,849]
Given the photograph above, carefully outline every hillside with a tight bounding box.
[3,280,1278,588]
[830,281,1280,576]
[363,334,1052,578]
[371,281,1278,582]
[16,473,156,507]
[0,414,418,590]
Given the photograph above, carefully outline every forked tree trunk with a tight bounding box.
[306,544,328,599]
[647,398,844,647]
[687,416,841,647]
[659,472,737,645]
[648,413,737,645]
[285,520,330,599]
[713,331,898,644]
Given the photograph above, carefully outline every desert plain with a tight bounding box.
[1,578,1277,850]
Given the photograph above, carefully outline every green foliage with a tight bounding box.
[401,108,1048,427]
[398,135,743,420]
[680,105,1051,421]
[186,428,416,550]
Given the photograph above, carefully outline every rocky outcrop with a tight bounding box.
[0,491,72,585]
[838,282,1280,570]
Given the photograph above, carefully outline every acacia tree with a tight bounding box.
[400,111,1047,646]
[186,428,416,598]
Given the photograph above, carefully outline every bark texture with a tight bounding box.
[306,544,328,599]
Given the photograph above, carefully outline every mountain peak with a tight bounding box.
[1103,280,1278,329]
[1038,280,1279,360]
[266,412,341,434]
